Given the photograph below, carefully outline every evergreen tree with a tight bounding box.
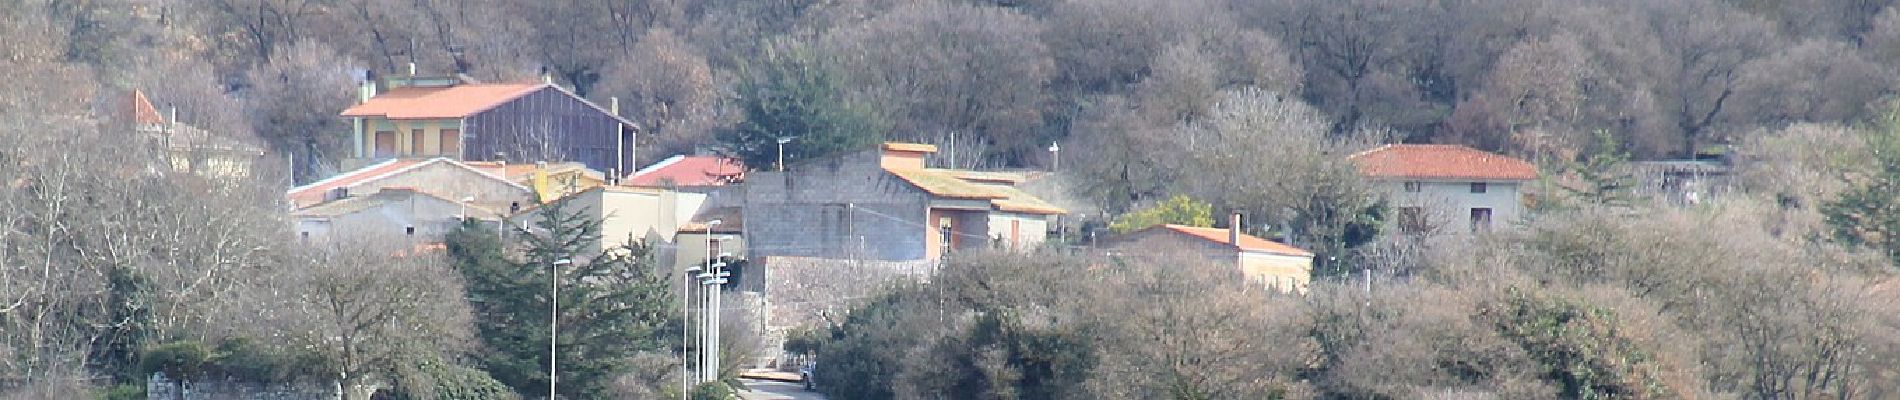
[445,200,678,398]
[1822,117,1900,268]
[720,45,887,170]
[1563,130,1635,208]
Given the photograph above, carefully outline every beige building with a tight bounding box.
[294,187,504,244]
[286,157,536,211]
[1103,216,1314,293]
[510,185,709,257]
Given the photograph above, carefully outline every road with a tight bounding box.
[738,378,825,400]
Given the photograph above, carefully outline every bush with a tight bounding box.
[691,381,737,400]
[139,341,211,381]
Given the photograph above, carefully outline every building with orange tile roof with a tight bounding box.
[1102,213,1314,293]
[1350,144,1537,235]
[338,75,639,176]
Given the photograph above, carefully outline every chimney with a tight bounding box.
[166,107,178,130]
[1229,211,1243,247]
[358,80,375,104]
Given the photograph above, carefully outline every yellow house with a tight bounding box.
[1102,216,1314,293]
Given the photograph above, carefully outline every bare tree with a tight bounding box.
[821,2,1055,163]
[257,237,475,400]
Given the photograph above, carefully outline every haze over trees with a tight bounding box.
[5,0,1900,398]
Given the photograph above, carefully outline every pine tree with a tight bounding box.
[445,200,678,398]
[720,45,887,170]
[1563,130,1635,208]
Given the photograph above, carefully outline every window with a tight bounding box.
[1469,208,1493,233]
[410,129,425,155]
[1010,220,1021,249]
[1403,181,1422,192]
[440,129,461,157]
[299,231,310,244]
[939,217,955,255]
[373,131,397,158]
[405,226,416,236]
[1399,207,1427,233]
[1470,182,1488,193]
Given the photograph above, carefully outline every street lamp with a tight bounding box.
[549,258,572,400]
[698,221,724,384]
[700,231,736,384]
[681,261,702,400]
[776,136,798,172]
[1048,142,1060,172]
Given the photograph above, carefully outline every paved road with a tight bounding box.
[738,378,825,400]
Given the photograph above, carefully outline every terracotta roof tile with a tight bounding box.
[883,142,938,153]
[1151,225,1313,257]
[339,83,545,119]
[1349,144,1537,181]
[627,155,745,187]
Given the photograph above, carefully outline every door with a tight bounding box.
[373,131,396,158]
[440,129,461,158]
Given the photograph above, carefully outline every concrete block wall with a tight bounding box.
[745,149,932,261]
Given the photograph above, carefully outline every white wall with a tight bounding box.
[1378,180,1524,233]
[984,212,1050,251]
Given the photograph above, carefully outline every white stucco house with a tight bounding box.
[1350,144,1538,235]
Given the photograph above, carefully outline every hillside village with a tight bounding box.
[7,1,1900,400]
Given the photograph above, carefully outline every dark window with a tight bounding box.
[1470,182,1488,193]
[1470,208,1493,233]
[939,217,955,256]
[1404,181,1422,192]
[405,226,416,236]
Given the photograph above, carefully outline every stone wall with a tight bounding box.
[759,255,934,332]
[146,373,339,400]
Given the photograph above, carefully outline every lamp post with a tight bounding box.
[681,261,702,399]
[776,137,798,172]
[1048,142,1060,172]
[699,221,724,384]
[550,258,572,400]
[705,243,733,384]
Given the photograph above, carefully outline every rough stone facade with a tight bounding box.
[743,149,934,261]
[757,255,934,334]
